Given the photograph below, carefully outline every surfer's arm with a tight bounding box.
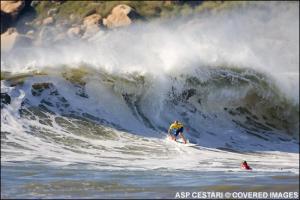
[167,127,171,135]
[168,124,174,134]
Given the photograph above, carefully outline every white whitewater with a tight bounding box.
[1,3,299,197]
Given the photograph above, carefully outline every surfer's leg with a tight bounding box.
[179,132,187,144]
[169,134,176,141]
[169,129,176,141]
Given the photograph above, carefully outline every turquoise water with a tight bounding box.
[2,162,299,199]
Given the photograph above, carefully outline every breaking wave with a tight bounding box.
[1,2,299,169]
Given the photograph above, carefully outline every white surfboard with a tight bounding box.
[176,140,198,147]
[167,136,197,147]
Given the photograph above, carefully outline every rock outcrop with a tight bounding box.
[83,13,101,27]
[1,0,25,17]
[103,4,134,29]
[67,26,81,38]
[47,8,58,16]
[26,30,34,38]
[42,16,55,26]
[30,1,40,7]
[81,13,101,39]
[1,27,32,52]
[0,0,25,33]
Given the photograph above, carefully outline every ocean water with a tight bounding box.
[2,163,299,199]
[1,2,299,199]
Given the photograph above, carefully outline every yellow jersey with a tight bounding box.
[169,122,183,130]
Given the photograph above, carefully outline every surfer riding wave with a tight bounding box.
[168,120,187,144]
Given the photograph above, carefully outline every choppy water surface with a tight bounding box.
[1,163,298,199]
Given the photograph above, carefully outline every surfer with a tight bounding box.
[168,120,187,144]
[241,161,252,170]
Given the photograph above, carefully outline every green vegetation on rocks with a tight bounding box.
[33,1,250,25]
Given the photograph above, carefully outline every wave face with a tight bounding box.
[1,2,299,169]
